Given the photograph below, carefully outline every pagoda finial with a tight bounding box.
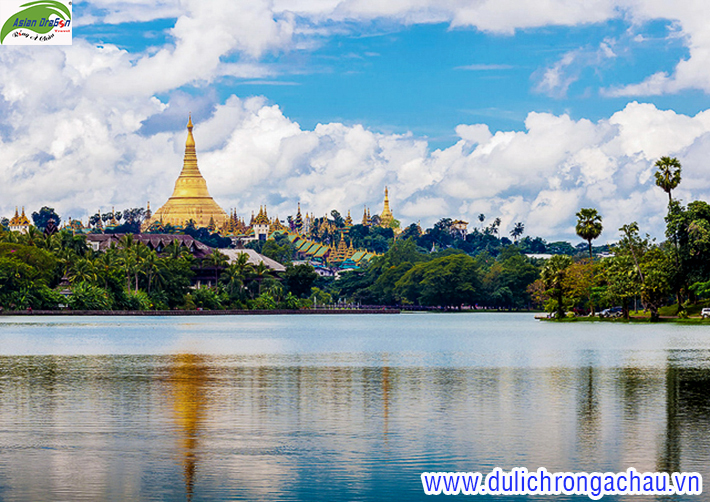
[186,114,195,148]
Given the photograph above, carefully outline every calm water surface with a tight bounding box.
[0,313,708,501]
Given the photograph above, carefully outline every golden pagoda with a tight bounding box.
[329,233,349,263]
[380,186,394,228]
[151,116,228,229]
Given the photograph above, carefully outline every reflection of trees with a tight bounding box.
[576,366,600,463]
[617,367,645,423]
[658,365,680,475]
[169,354,209,502]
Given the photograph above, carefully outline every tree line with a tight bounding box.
[1,155,705,317]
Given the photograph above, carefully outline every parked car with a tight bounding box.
[548,311,576,319]
[600,306,623,318]
[701,308,710,319]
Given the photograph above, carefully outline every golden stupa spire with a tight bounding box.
[380,186,394,228]
[150,116,228,229]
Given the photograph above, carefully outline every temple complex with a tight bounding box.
[149,116,228,229]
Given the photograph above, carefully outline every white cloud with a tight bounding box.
[535,42,617,98]
[7,1,710,244]
[7,83,710,243]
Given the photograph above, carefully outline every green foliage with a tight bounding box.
[482,246,540,309]
[156,258,193,308]
[310,287,332,306]
[395,254,481,308]
[654,156,682,202]
[125,290,152,310]
[284,263,319,298]
[600,255,639,317]
[0,243,57,285]
[575,208,603,258]
[252,292,277,310]
[261,234,295,265]
[186,286,224,310]
[541,255,573,319]
[277,292,302,310]
[31,206,61,231]
[68,283,113,310]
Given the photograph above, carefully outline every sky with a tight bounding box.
[3,1,710,243]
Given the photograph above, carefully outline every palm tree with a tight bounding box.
[575,208,603,259]
[163,240,191,261]
[654,156,681,204]
[142,250,159,294]
[252,262,273,297]
[222,253,254,298]
[510,222,525,243]
[202,250,229,288]
[70,258,98,285]
[96,251,119,289]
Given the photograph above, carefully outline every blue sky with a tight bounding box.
[79,11,702,147]
[4,1,710,241]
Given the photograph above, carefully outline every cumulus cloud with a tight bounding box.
[6,0,710,244]
[4,54,710,244]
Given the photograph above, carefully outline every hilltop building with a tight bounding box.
[149,116,228,229]
[452,219,468,238]
[8,207,31,234]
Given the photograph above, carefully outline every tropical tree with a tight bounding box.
[142,250,160,294]
[575,208,603,258]
[601,254,640,319]
[221,253,254,303]
[202,250,229,287]
[540,254,573,319]
[510,222,525,243]
[31,206,61,231]
[251,262,273,297]
[654,156,682,204]
[395,254,481,309]
[284,263,319,298]
[617,222,672,321]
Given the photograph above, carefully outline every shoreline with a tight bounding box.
[536,315,710,324]
[0,308,401,316]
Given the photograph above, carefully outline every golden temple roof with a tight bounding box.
[150,116,228,229]
[253,206,270,225]
[9,207,31,227]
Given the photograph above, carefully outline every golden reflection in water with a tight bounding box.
[168,353,209,501]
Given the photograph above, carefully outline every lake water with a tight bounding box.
[0,313,708,501]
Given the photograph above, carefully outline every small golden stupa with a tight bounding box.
[380,186,394,228]
[151,115,228,229]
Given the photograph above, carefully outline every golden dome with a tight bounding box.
[150,116,228,229]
